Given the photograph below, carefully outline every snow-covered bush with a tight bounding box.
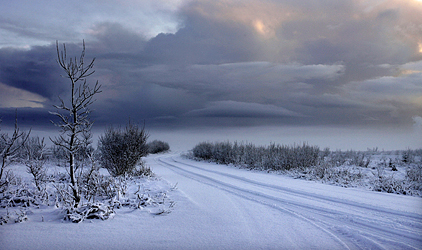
[98,121,149,177]
[191,142,214,160]
[147,140,170,154]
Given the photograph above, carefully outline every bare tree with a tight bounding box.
[50,40,101,206]
[0,114,30,181]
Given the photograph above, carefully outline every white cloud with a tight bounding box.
[0,82,47,108]
[184,100,303,118]
[413,116,422,128]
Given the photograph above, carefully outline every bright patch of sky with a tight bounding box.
[0,0,186,48]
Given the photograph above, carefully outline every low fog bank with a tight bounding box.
[2,124,419,153]
[147,125,420,152]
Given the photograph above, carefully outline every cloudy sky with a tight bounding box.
[1,0,422,150]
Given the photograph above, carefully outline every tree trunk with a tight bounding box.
[69,152,80,206]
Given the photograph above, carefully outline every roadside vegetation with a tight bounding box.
[147,140,170,154]
[189,141,422,196]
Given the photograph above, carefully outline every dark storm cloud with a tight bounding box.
[0,45,63,99]
[137,62,345,104]
[0,0,421,132]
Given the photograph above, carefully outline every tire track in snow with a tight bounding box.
[156,155,422,250]
[155,157,353,250]
[171,156,422,222]
[170,156,422,234]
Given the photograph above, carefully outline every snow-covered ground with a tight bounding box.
[1,152,422,249]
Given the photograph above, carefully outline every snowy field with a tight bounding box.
[1,152,422,250]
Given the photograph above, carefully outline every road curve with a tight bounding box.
[152,153,422,250]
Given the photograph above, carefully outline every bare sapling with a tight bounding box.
[25,137,47,192]
[0,115,30,181]
[50,40,101,206]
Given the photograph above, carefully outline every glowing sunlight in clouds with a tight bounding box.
[253,19,273,37]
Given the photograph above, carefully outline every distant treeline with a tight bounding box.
[191,141,321,170]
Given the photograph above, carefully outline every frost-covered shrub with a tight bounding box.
[98,121,149,177]
[0,170,22,194]
[0,209,28,225]
[131,164,154,177]
[349,152,371,167]
[370,162,420,195]
[402,149,414,164]
[406,163,422,182]
[296,160,364,187]
[373,176,408,195]
[405,163,422,195]
[0,174,48,210]
[147,140,170,154]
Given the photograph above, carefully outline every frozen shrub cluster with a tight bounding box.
[368,151,422,196]
[64,203,115,223]
[324,150,371,168]
[299,162,364,187]
[0,174,35,209]
[371,164,407,195]
[191,141,320,170]
[57,174,174,223]
[98,122,149,177]
[1,167,172,224]
[371,162,422,196]
[0,208,28,225]
[147,140,170,154]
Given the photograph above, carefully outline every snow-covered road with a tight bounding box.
[152,153,422,249]
[2,153,422,249]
